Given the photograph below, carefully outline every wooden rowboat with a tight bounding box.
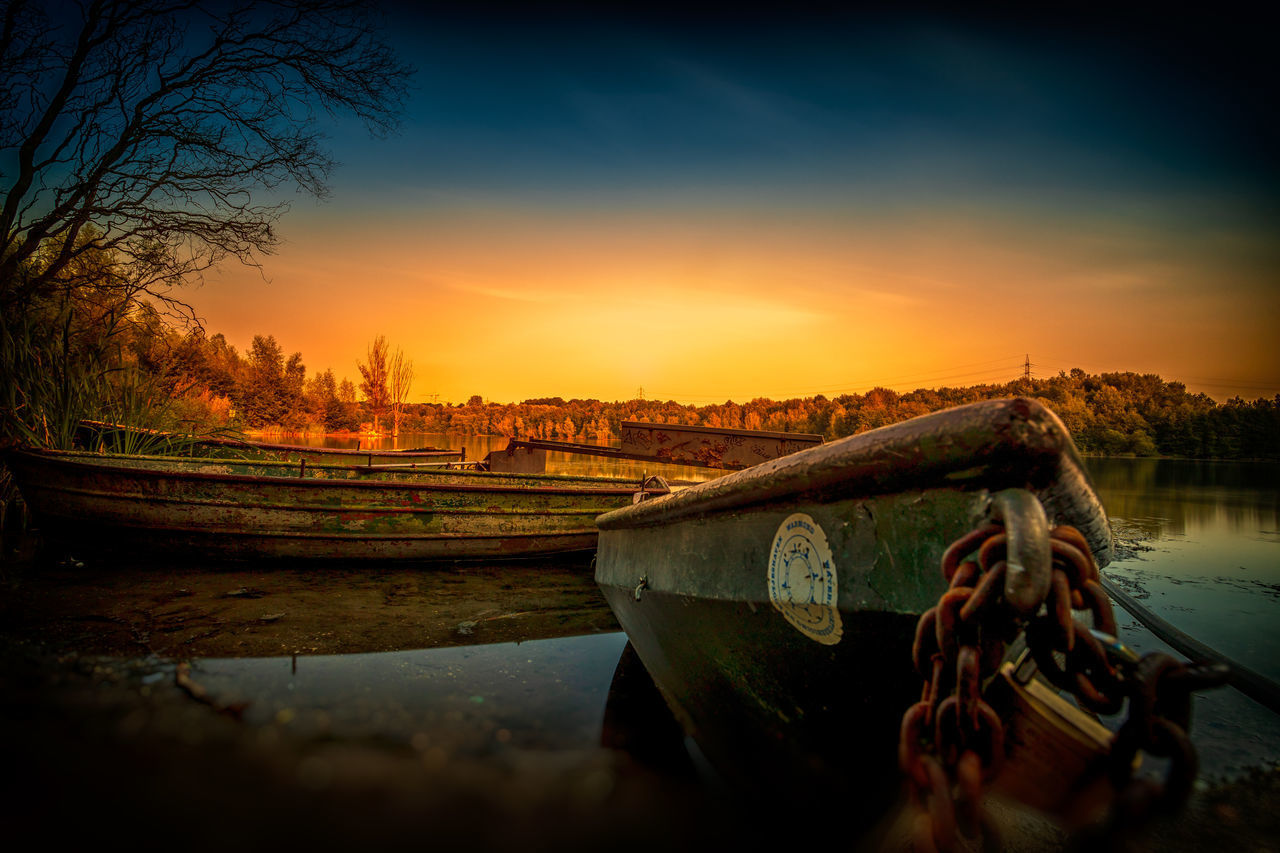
[593,398,1112,820]
[4,446,668,562]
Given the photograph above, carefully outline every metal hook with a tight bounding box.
[988,489,1051,617]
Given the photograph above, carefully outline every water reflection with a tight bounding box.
[188,632,631,756]
[1088,456,1280,683]
[1088,457,1280,542]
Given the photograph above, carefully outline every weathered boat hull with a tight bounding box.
[594,398,1112,820]
[201,438,464,467]
[73,421,464,466]
[6,448,665,562]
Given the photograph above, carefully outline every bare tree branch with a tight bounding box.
[388,345,413,437]
[0,0,411,312]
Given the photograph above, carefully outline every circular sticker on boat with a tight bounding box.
[767,513,842,645]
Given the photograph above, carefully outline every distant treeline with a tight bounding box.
[402,374,1278,460]
[8,294,1275,459]
[139,325,1278,459]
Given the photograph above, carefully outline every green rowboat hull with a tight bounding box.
[593,398,1112,820]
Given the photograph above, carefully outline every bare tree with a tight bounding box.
[388,346,414,437]
[357,333,388,432]
[0,0,411,315]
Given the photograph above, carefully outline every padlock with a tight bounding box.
[985,653,1136,829]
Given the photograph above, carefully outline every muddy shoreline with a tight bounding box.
[0,553,722,851]
[1,552,1277,851]
[0,553,619,659]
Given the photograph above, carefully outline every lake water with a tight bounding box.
[1086,457,1280,781]
[1089,458,1280,681]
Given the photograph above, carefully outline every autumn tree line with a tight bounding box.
[406,373,1279,460]
[68,308,1274,459]
[74,308,416,435]
[0,263,1273,458]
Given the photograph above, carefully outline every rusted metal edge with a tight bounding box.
[500,424,823,470]
[620,421,823,443]
[495,437,765,470]
[497,440,642,461]
[354,462,458,470]
[597,398,1107,561]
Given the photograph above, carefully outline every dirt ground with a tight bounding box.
[0,550,727,852]
[1,548,1278,852]
[0,551,619,659]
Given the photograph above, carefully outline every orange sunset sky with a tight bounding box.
[195,4,1277,405]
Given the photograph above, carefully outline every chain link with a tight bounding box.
[899,504,1227,850]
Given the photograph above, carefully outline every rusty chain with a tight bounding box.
[898,502,1227,851]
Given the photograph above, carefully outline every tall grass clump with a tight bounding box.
[0,248,235,454]
[0,303,98,450]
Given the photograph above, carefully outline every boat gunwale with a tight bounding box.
[7,446,667,498]
[18,481,626,517]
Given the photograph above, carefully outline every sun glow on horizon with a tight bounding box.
[196,195,1279,406]
[190,8,1278,407]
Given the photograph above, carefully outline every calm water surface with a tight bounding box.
[154,454,1280,791]
[1089,458,1280,682]
[1086,457,1280,781]
[187,632,631,756]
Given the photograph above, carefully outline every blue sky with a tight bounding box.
[204,2,1279,402]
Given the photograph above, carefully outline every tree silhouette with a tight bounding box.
[0,0,411,315]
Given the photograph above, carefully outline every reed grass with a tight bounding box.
[0,303,94,449]
[1,302,238,455]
